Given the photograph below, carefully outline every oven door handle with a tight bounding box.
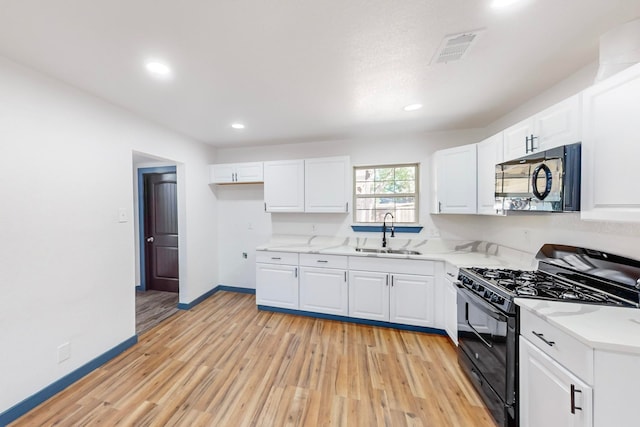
[465,303,493,349]
[457,285,506,322]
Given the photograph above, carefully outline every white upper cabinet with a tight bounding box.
[476,132,504,215]
[264,159,305,212]
[264,156,351,213]
[581,63,640,222]
[503,94,582,161]
[503,118,534,161]
[304,156,350,213]
[209,162,263,184]
[434,144,477,214]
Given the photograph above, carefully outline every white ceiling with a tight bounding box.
[0,0,639,147]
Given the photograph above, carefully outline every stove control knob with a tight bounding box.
[490,294,505,305]
[476,285,485,292]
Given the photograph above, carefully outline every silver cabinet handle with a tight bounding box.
[438,201,442,213]
[294,267,298,278]
[146,236,154,243]
[386,274,389,286]
[271,257,281,260]
[344,271,347,282]
[532,331,555,347]
[391,275,394,287]
[317,260,328,263]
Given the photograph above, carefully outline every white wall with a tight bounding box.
[0,56,218,413]
[214,129,483,288]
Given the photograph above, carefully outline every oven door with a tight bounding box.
[457,286,515,407]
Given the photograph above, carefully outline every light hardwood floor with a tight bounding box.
[11,292,497,426]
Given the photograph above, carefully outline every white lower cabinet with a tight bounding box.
[257,252,439,329]
[299,266,348,316]
[442,269,458,345]
[348,270,389,322]
[390,273,435,327]
[519,337,593,427]
[256,251,299,309]
[348,269,435,327]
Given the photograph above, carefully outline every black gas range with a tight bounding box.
[456,244,640,427]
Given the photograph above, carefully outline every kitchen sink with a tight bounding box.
[355,247,421,255]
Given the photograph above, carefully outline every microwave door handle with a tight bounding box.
[531,163,553,200]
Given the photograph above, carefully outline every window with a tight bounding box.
[353,163,419,223]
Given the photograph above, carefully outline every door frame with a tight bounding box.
[137,165,177,291]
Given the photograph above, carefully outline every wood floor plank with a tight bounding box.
[9,291,497,427]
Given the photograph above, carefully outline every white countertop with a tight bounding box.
[516,298,640,354]
[256,235,534,270]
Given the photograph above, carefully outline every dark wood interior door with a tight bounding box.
[144,172,179,293]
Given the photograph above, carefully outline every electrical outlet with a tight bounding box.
[58,342,70,363]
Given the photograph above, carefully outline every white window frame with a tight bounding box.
[352,163,420,224]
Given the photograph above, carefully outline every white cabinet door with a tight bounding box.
[256,263,299,309]
[299,266,348,316]
[235,162,264,183]
[443,275,458,345]
[209,163,235,183]
[305,156,350,213]
[348,270,389,321]
[503,118,533,161]
[581,63,640,222]
[210,162,263,184]
[519,337,593,427]
[503,95,581,161]
[390,273,434,327]
[536,94,581,152]
[264,159,305,212]
[476,132,503,215]
[434,144,477,214]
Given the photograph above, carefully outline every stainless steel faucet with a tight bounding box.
[382,212,395,248]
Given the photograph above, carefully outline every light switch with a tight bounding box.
[118,208,128,223]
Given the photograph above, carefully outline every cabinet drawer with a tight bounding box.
[520,308,593,384]
[348,256,434,275]
[256,251,299,265]
[299,253,348,269]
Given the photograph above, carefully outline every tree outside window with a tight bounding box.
[353,164,419,223]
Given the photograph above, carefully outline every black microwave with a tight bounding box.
[495,143,581,212]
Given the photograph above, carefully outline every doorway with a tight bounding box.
[143,171,179,292]
[136,165,179,334]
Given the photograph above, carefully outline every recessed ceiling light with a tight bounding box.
[145,61,172,78]
[231,123,246,130]
[491,0,525,9]
[403,104,423,112]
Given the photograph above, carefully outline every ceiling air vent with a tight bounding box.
[431,30,483,64]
